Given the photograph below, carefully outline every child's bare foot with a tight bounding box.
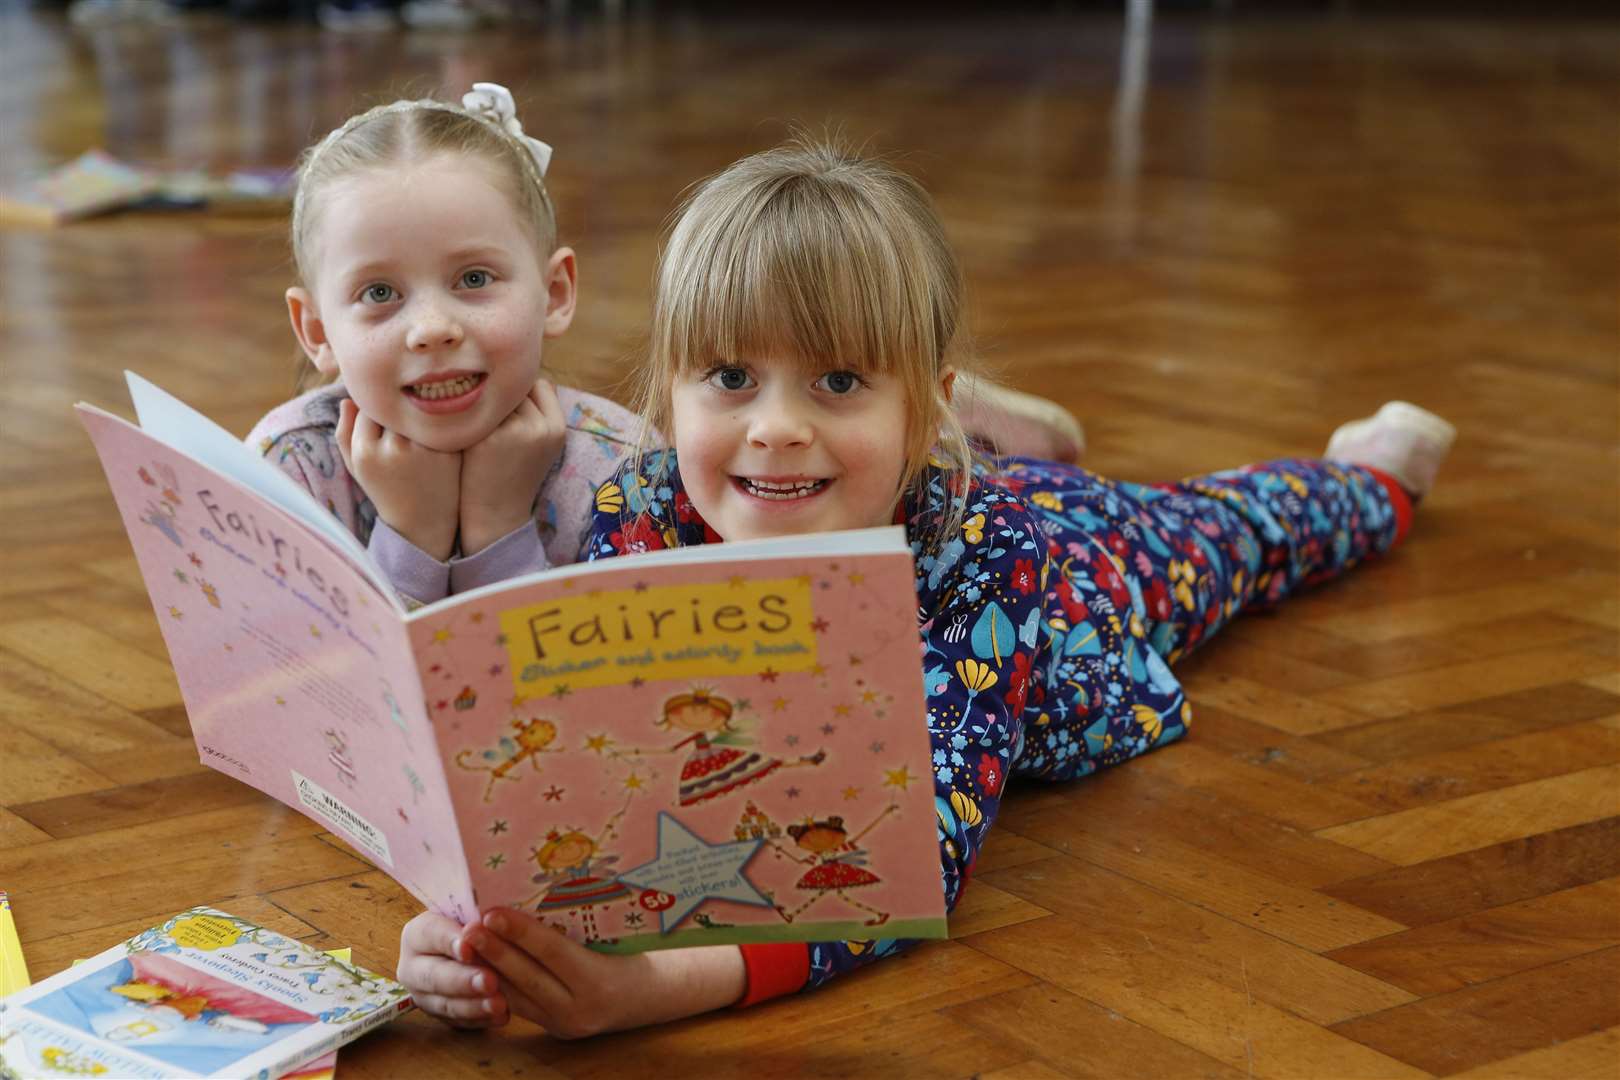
[1325,401,1456,499]
[953,374,1085,464]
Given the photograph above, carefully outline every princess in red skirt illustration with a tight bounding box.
[770,805,897,926]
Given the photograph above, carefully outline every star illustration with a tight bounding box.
[188,553,203,568]
[489,664,504,676]
[785,787,801,799]
[173,569,189,584]
[624,911,645,927]
[810,663,828,678]
[728,575,747,589]
[784,733,800,747]
[811,617,830,633]
[434,629,453,643]
[543,786,565,801]
[884,765,914,790]
[847,572,865,585]
[618,814,772,933]
[495,633,509,646]
[168,606,183,620]
[758,668,779,683]
[470,613,485,624]
[630,677,645,689]
[633,580,649,592]
[623,773,646,791]
[490,819,509,835]
[486,853,506,870]
[309,625,323,639]
[584,734,615,754]
[274,696,286,706]
[274,562,287,577]
[795,574,813,586]
[821,723,838,736]
[848,654,863,667]
[834,704,852,717]
[552,684,572,700]
[842,786,862,800]
[869,740,886,754]
[862,690,881,704]
[397,808,410,824]
[735,698,751,712]
[771,697,790,712]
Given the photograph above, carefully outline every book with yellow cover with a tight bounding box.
[75,374,946,955]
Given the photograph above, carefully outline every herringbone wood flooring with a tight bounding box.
[2,6,1616,1077]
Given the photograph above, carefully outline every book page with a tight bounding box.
[124,373,399,608]
[77,405,475,916]
[407,528,948,950]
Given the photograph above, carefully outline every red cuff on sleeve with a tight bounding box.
[1361,466,1414,547]
[735,942,809,1007]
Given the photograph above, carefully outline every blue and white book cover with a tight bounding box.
[0,907,413,1080]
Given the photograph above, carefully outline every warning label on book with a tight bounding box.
[293,770,393,867]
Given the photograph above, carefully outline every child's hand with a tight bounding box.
[467,907,746,1038]
[457,379,566,557]
[336,398,460,561]
[397,911,510,1028]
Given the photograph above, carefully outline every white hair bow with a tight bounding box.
[462,81,552,177]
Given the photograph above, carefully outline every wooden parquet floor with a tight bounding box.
[2,6,1617,1077]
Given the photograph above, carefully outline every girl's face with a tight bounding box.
[667,701,727,733]
[669,357,914,542]
[287,154,574,453]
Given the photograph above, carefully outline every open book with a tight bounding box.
[77,376,947,952]
[0,907,411,1080]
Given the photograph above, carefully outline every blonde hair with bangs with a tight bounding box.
[288,95,558,387]
[634,139,978,546]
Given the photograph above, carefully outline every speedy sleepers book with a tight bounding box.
[0,907,412,1080]
[76,374,947,954]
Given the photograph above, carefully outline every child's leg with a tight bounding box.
[953,374,1086,464]
[1007,454,1408,782]
[1135,459,1410,660]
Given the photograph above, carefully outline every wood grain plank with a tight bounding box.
[1310,682,1620,764]
[945,983,1246,1080]
[8,770,286,839]
[1315,764,1620,864]
[970,916,1429,1080]
[0,620,182,711]
[976,856,1415,1024]
[1330,947,1620,1077]
[1447,1026,1620,1080]
[1310,641,1618,720]
[1323,719,1620,814]
[1321,818,1620,927]
[1323,878,1620,995]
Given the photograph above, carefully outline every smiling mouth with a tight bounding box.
[736,477,830,501]
[406,374,484,400]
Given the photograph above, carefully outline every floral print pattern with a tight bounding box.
[584,452,1400,992]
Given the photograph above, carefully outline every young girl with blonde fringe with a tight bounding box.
[396,139,1455,1037]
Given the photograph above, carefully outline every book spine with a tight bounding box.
[247,999,414,1080]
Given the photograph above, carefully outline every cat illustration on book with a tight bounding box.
[455,715,561,801]
[615,690,827,806]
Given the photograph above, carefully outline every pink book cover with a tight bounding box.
[76,375,947,952]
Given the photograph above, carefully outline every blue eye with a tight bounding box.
[706,366,754,391]
[817,370,864,395]
[460,269,491,289]
[361,283,397,305]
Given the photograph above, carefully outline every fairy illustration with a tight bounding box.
[455,715,560,801]
[323,728,357,788]
[139,497,183,547]
[522,800,635,942]
[617,690,825,807]
[769,805,898,927]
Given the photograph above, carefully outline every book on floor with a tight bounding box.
[75,374,947,953]
[0,907,411,1080]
